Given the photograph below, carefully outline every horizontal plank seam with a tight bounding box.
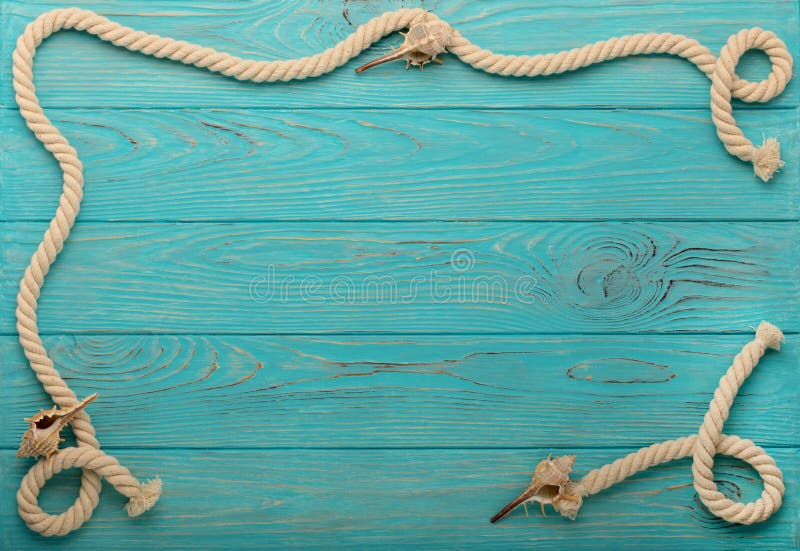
[2,331,798,337]
[5,219,800,224]
[1,444,798,452]
[2,104,798,111]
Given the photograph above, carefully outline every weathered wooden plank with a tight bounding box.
[1,1,798,548]
[1,448,797,549]
[2,221,797,334]
[1,334,795,448]
[2,0,797,108]
[2,108,797,222]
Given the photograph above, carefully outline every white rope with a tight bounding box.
[572,322,785,524]
[491,323,786,525]
[12,7,792,536]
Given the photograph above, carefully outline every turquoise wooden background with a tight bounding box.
[1,0,798,548]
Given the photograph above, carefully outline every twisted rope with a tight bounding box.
[541,322,785,524]
[447,26,793,182]
[12,7,792,537]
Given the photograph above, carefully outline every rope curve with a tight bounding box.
[447,25,793,182]
[11,7,792,537]
[542,322,785,524]
[18,447,162,536]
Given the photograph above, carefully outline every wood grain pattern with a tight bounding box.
[1,0,797,108]
[1,0,798,548]
[2,221,797,334]
[1,335,795,448]
[1,449,798,549]
[2,108,797,222]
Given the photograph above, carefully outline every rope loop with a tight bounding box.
[691,321,785,523]
[551,323,785,524]
[17,446,161,537]
[12,6,793,536]
[445,22,792,181]
[710,28,792,181]
[724,28,792,103]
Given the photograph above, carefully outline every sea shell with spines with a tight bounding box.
[17,393,98,459]
[355,19,454,72]
[491,454,582,522]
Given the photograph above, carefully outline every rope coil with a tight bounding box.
[573,322,785,524]
[12,7,792,536]
[490,322,786,524]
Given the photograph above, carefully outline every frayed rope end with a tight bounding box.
[125,477,163,517]
[756,321,784,351]
[558,482,585,520]
[752,137,784,182]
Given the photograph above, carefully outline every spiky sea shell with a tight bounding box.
[355,20,453,72]
[17,393,98,459]
[530,454,575,489]
[491,454,581,522]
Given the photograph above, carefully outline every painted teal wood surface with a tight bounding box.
[1,1,798,549]
[2,109,798,221]
[2,0,799,109]
[1,449,799,549]
[2,222,798,334]
[1,335,798,448]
